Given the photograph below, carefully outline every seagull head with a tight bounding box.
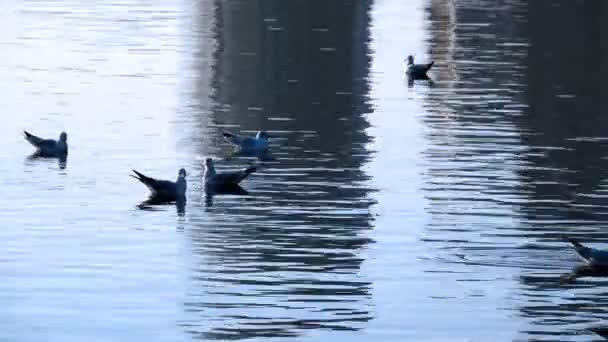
[256,130,270,140]
[178,168,187,178]
[406,55,414,65]
[59,132,68,142]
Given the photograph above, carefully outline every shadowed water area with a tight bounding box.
[1,0,608,341]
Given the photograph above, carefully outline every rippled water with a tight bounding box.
[2,0,608,341]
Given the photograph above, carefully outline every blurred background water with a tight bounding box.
[2,0,608,341]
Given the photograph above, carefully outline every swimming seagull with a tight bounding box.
[203,158,256,189]
[23,131,68,157]
[406,55,434,79]
[566,237,608,267]
[560,237,608,283]
[131,168,187,202]
[223,130,270,152]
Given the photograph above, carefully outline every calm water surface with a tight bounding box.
[2,0,608,341]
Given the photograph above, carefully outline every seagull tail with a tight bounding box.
[131,170,152,185]
[426,61,434,71]
[235,165,257,182]
[223,131,242,145]
[23,131,43,147]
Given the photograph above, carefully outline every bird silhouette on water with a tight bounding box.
[406,55,434,80]
[23,131,68,158]
[131,168,187,204]
[203,157,256,192]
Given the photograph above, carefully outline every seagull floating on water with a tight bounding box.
[560,237,608,283]
[406,55,434,79]
[23,131,68,157]
[223,130,270,152]
[566,237,608,267]
[203,158,256,190]
[131,168,187,202]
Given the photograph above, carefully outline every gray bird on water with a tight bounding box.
[23,131,68,157]
[223,130,270,152]
[566,237,608,267]
[560,237,608,283]
[406,55,434,79]
[131,168,187,202]
[203,158,256,189]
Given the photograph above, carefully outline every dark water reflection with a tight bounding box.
[26,152,68,170]
[424,0,608,340]
[137,196,186,217]
[180,0,374,339]
[3,0,608,341]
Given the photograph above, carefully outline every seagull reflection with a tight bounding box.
[225,148,276,162]
[560,263,608,284]
[204,184,249,207]
[26,152,68,170]
[136,195,186,216]
[407,74,435,88]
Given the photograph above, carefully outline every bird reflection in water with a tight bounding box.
[560,263,608,284]
[137,195,186,216]
[204,184,249,207]
[26,152,68,170]
[225,148,276,162]
[407,73,435,88]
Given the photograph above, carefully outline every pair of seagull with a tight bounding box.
[131,158,256,202]
[131,130,268,202]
